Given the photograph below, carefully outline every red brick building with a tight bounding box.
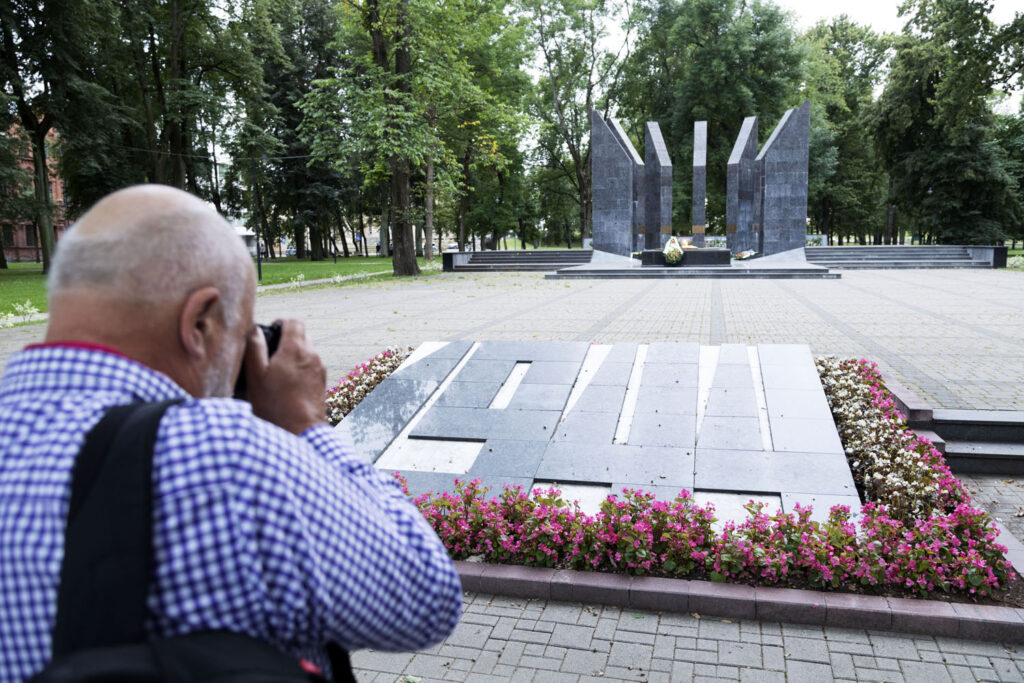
[1,129,70,263]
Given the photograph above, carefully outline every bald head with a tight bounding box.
[49,185,253,325]
[46,185,257,397]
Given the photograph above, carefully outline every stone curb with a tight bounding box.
[455,562,1024,643]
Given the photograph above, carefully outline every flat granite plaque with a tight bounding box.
[340,341,859,524]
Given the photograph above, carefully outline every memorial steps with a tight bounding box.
[546,265,840,279]
[805,245,990,269]
[450,249,593,272]
[931,410,1024,475]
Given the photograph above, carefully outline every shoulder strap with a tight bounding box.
[51,400,184,657]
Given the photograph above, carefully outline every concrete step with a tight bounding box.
[546,269,840,280]
[932,409,1024,443]
[454,264,583,271]
[944,441,1024,474]
[807,261,987,269]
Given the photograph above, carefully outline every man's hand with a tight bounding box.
[244,319,327,435]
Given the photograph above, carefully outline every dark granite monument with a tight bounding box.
[608,117,645,253]
[691,121,707,248]
[591,110,641,256]
[644,122,673,251]
[727,116,759,253]
[755,100,810,256]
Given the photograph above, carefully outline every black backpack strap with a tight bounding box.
[51,400,183,656]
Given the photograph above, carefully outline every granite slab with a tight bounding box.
[696,416,762,450]
[589,362,635,386]
[641,362,700,388]
[635,386,698,416]
[411,406,561,442]
[538,442,694,489]
[604,343,640,364]
[552,411,618,444]
[764,388,833,420]
[704,387,759,417]
[473,341,589,362]
[456,359,517,383]
[628,413,697,448]
[645,342,700,364]
[522,361,583,385]
[436,381,501,408]
[694,449,856,495]
[770,417,844,454]
[469,440,549,479]
[507,383,573,411]
[709,364,755,388]
[571,384,628,413]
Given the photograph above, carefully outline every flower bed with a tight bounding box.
[400,357,1014,599]
[325,347,411,425]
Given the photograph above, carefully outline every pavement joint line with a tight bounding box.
[456,561,1024,644]
[710,280,726,344]
[840,279,1023,348]
[575,281,661,342]
[775,281,962,408]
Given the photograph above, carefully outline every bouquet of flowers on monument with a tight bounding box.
[663,236,683,265]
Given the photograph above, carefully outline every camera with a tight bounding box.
[234,322,282,398]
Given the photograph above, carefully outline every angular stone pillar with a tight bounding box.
[727,116,759,254]
[590,110,638,256]
[755,100,810,256]
[691,121,707,247]
[644,122,673,250]
[607,117,645,253]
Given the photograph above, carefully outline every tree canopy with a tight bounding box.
[0,0,1021,272]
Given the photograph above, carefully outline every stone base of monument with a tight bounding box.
[684,248,730,266]
[337,340,858,528]
[641,248,732,267]
[548,248,839,279]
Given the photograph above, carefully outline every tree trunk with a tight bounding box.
[30,129,55,274]
[358,211,369,256]
[423,156,435,259]
[457,140,472,250]
[884,204,895,245]
[337,214,351,257]
[379,197,390,258]
[294,222,306,259]
[390,157,420,275]
[309,224,324,260]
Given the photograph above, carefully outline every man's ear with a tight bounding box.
[179,286,222,360]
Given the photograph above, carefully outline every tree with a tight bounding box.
[802,17,890,244]
[0,0,116,271]
[522,0,630,244]
[870,1,1021,244]
[616,0,803,232]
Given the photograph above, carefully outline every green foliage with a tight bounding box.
[868,1,1022,244]
[617,0,804,232]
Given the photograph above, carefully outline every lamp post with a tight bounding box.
[250,152,264,281]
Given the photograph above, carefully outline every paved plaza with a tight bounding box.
[3,269,1022,412]
[4,267,1024,681]
[353,592,1024,683]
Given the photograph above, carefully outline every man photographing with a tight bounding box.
[0,185,462,679]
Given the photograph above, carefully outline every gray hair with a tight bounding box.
[49,206,252,327]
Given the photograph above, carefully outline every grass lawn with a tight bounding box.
[0,262,47,314]
[255,255,399,285]
[0,256,444,314]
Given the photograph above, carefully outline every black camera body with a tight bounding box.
[233,322,282,397]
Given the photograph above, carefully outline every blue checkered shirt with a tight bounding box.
[0,344,462,681]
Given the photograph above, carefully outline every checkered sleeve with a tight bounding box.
[236,417,462,658]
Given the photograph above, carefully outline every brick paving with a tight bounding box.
[4,269,1023,411]
[353,593,1024,682]
[6,268,1024,680]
